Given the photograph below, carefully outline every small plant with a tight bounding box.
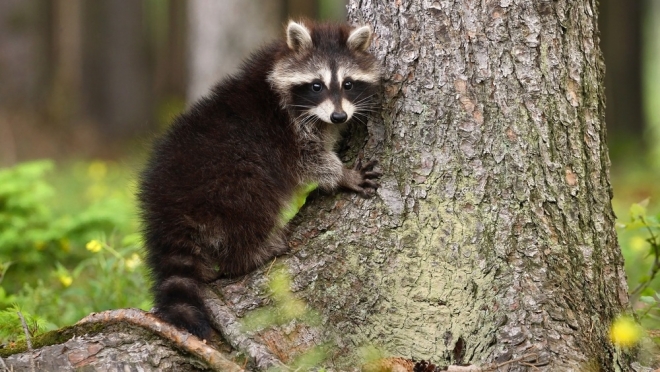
[617,199,660,330]
[0,305,48,344]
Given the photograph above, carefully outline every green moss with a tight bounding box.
[0,322,109,358]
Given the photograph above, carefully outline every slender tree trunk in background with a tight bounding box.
[0,0,50,165]
[599,0,644,152]
[153,0,187,113]
[186,0,283,103]
[0,0,49,109]
[48,0,82,128]
[81,0,152,142]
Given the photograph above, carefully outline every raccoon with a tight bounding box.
[138,20,382,339]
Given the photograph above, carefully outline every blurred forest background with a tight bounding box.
[1,0,660,346]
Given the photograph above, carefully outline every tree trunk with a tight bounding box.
[2,1,637,371]
[81,0,152,142]
[598,0,644,152]
[334,0,631,369]
[186,0,282,103]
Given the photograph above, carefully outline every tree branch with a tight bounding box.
[77,308,245,372]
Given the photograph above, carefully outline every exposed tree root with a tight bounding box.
[204,289,284,370]
[77,308,245,372]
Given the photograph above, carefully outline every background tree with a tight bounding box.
[599,0,644,155]
[186,0,282,103]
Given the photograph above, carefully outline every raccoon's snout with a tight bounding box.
[330,111,348,124]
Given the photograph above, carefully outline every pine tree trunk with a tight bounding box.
[210,0,633,369]
[335,0,629,369]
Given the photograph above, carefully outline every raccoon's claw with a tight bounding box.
[357,160,382,182]
[342,158,381,198]
[354,159,378,172]
[359,179,380,198]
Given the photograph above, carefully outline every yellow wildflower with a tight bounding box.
[629,236,648,253]
[87,161,107,181]
[86,184,107,200]
[125,253,142,271]
[58,274,73,287]
[34,241,46,250]
[609,315,642,347]
[59,238,71,253]
[86,240,103,253]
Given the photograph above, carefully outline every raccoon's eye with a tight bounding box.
[343,81,353,90]
[311,83,323,92]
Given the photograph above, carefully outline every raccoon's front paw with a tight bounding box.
[340,159,382,198]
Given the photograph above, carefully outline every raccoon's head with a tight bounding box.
[268,21,381,126]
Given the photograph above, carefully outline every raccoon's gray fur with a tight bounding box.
[138,20,382,338]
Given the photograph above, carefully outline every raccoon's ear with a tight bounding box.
[347,25,372,52]
[286,21,313,52]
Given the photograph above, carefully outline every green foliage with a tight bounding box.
[617,199,660,329]
[270,344,330,372]
[0,160,150,344]
[0,305,49,344]
[241,266,328,370]
[0,160,57,266]
[241,266,321,332]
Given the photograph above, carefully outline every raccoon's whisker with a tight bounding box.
[293,109,319,123]
[353,111,376,124]
[354,96,376,104]
[354,109,379,115]
[354,96,376,106]
[353,91,372,101]
[355,105,380,111]
[294,111,312,121]
[352,114,368,126]
[296,113,318,127]
[351,89,374,102]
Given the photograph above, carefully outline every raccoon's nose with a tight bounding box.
[330,112,348,124]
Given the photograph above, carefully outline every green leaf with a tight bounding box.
[624,220,647,231]
[630,202,648,221]
[639,296,657,305]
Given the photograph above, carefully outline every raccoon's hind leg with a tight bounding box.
[151,251,218,339]
[223,232,291,277]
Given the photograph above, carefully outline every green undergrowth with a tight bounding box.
[611,154,660,337]
[616,199,660,330]
[0,159,150,344]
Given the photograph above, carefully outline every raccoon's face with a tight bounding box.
[268,21,381,126]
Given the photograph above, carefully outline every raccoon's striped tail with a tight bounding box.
[153,275,212,339]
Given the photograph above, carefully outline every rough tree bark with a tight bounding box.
[333,0,631,369]
[2,0,638,371]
